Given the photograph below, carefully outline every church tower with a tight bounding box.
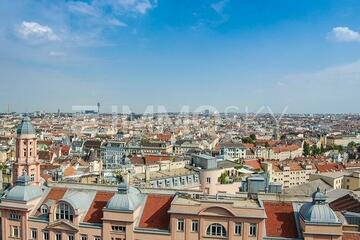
[12,117,40,185]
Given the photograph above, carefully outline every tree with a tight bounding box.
[218,171,229,184]
[115,170,123,183]
[348,141,356,149]
[311,144,322,156]
[250,134,256,142]
[303,142,310,157]
[320,144,325,154]
[242,137,253,144]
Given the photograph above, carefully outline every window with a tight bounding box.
[43,231,49,240]
[31,229,37,240]
[68,235,74,240]
[56,202,74,222]
[249,223,257,236]
[206,223,226,237]
[235,223,242,235]
[56,233,62,240]
[41,205,48,214]
[10,212,21,220]
[11,226,20,238]
[177,219,184,231]
[206,177,211,183]
[111,226,126,232]
[94,237,101,240]
[191,220,199,232]
[81,235,88,240]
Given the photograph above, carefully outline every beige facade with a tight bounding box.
[309,172,346,190]
[255,145,303,161]
[262,161,315,189]
[343,171,360,190]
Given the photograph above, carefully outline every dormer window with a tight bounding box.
[56,202,74,222]
[40,205,48,214]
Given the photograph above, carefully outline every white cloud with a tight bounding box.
[134,1,153,14]
[107,18,128,27]
[68,1,100,16]
[49,51,66,57]
[102,0,157,15]
[211,0,229,14]
[329,26,360,42]
[17,21,59,41]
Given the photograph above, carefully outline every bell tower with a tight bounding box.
[12,117,40,185]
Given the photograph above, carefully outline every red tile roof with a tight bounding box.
[330,194,360,213]
[61,145,70,155]
[84,191,115,224]
[63,166,77,177]
[272,144,300,153]
[144,155,170,165]
[139,194,174,230]
[264,201,298,239]
[343,233,360,240]
[43,187,67,202]
[244,159,262,170]
[315,163,345,172]
[131,155,171,165]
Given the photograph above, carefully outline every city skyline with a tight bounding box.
[1,0,360,113]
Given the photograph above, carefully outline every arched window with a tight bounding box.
[206,223,227,237]
[40,205,48,214]
[56,202,74,222]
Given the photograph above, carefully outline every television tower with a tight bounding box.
[97,102,100,114]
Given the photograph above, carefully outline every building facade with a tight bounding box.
[12,117,41,185]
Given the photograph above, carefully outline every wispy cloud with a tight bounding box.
[49,51,66,57]
[211,0,229,14]
[68,1,100,17]
[102,0,157,15]
[329,26,360,42]
[16,21,59,41]
[107,18,128,27]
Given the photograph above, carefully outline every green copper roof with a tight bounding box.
[16,117,36,135]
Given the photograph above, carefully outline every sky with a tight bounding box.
[0,0,360,114]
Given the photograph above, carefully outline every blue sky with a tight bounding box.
[0,0,360,113]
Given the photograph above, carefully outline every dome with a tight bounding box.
[299,187,339,224]
[6,175,43,201]
[107,182,143,212]
[16,117,36,135]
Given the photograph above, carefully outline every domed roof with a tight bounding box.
[299,187,339,224]
[16,117,36,135]
[107,182,143,212]
[6,175,43,201]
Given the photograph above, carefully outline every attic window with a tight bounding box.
[40,205,48,214]
[56,202,74,222]
[9,212,21,221]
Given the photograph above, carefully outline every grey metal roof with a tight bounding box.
[299,188,340,224]
[107,182,143,212]
[16,117,36,135]
[61,189,97,214]
[6,175,43,201]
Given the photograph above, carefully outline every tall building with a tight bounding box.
[12,117,40,185]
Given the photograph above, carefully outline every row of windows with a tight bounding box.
[30,229,101,240]
[177,220,257,237]
[111,225,126,232]
[9,212,21,220]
